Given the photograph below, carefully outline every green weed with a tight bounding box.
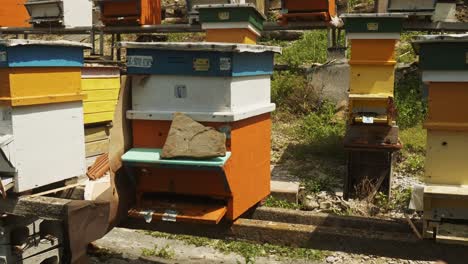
[264,196,301,210]
[374,188,412,212]
[275,31,329,68]
[141,245,175,259]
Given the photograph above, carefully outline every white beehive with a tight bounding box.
[25,0,93,28]
[0,102,86,192]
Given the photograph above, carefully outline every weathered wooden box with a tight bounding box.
[82,64,121,124]
[280,0,337,23]
[95,0,162,26]
[0,0,30,27]
[25,0,93,28]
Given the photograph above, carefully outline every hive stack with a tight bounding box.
[412,34,468,240]
[95,0,162,26]
[341,14,406,199]
[0,40,88,193]
[279,0,336,24]
[25,0,93,28]
[196,3,265,44]
[82,63,121,157]
[0,0,30,27]
[120,42,280,224]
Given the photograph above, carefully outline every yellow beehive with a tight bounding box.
[349,64,396,96]
[350,39,398,64]
[348,95,392,125]
[424,130,468,186]
[81,64,121,124]
[0,68,84,106]
[205,29,258,44]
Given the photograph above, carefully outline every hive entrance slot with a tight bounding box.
[130,193,228,224]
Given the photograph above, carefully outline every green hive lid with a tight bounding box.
[117,41,282,54]
[412,34,468,54]
[194,3,266,20]
[341,13,407,35]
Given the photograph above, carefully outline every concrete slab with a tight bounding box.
[270,165,300,203]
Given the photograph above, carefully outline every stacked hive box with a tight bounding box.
[82,63,121,157]
[196,4,265,44]
[120,42,280,224]
[0,0,30,27]
[280,0,336,24]
[95,0,162,26]
[341,14,406,199]
[25,0,93,27]
[378,0,457,22]
[0,40,88,193]
[412,34,468,239]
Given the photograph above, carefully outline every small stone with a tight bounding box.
[363,256,370,260]
[326,256,337,263]
[304,197,320,210]
[318,191,328,199]
[320,201,332,210]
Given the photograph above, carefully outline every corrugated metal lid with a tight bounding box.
[194,3,267,20]
[0,39,92,48]
[341,13,408,19]
[117,42,282,54]
[412,34,468,54]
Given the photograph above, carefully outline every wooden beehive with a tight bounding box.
[197,4,265,44]
[120,42,280,223]
[82,64,121,124]
[25,0,93,28]
[0,40,89,193]
[0,0,30,27]
[280,0,337,23]
[96,0,162,26]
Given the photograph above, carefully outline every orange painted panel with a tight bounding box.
[131,113,272,221]
[425,83,468,130]
[283,0,336,17]
[0,0,30,27]
[350,39,398,64]
[100,0,161,26]
[205,29,258,44]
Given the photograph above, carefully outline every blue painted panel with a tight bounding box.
[232,52,274,77]
[0,46,8,68]
[1,45,84,67]
[126,48,274,77]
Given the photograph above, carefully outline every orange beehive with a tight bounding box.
[280,0,337,23]
[97,0,162,26]
[129,114,271,223]
[0,0,30,27]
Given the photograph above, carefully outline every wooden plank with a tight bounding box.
[437,223,468,246]
[82,78,121,91]
[86,139,109,157]
[84,100,118,114]
[84,89,120,102]
[84,112,115,125]
[85,126,110,143]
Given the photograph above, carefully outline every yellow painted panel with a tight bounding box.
[205,29,258,44]
[8,68,82,98]
[350,65,396,95]
[0,94,85,107]
[84,100,118,114]
[84,89,120,102]
[84,112,115,124]
[350,39,398,63]
[426,83,468,128]
[81,78,121,91]
[425,130,468,185]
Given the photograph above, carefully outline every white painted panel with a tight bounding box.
[28,2,62,19]
[62,0,93,27]
[423,71,468,83]
[201,22,261,36]
[230,75,271,111]
[127,103,276,122]
[132,75,271,115]
[12,101,86,192]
